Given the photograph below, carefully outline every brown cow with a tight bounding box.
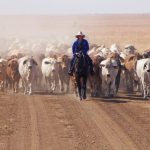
[123,53,142,92]
[58,55,71,93]
[0,62,6,91]
[89,55,104,97]
[6,58,20,93]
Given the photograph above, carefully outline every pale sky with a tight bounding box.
[0,0,150,14]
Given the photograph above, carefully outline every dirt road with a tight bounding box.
[0,91,150,150]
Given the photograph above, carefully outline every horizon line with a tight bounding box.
[0,13,150,16]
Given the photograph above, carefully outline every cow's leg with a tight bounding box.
[125,70,130,92]
[45,77,50,93]
[66,78,70,93]
[1,81,4,92]
[15,80,19,93]
[12,81,15,93]
[101,79,105,97]
[0,81,1,91]
[142,79,147,99]
[51,80,56,93]
[98,77,102,97]
[14,81,17,93]
[105,84,109,97]
[110,80,116,97]
[143,88,147,99]
[28,83,32,95]
[23,80,27,95]
[60,79,64,92]
[48,79,53,94]
[71,76,78,96]
[148,86,150,97]
[115,68,121,93]
[88,75,94,97]
[107,82,111,97]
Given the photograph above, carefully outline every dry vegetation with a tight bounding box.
[0,14,150,52]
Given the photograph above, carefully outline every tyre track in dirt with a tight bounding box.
[42,94,113,150]
[32,95,63,150]
[1,92,150,150]
[81,100,138,150]
[102,101,150,150]
[9,94,32,150]
[26,96,40,150]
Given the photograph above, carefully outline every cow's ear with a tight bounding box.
[143,63,147,69]
[99,64,105,68]
[33,60,38,65]
[23,60,27,65]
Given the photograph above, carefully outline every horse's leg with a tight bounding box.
[82,76,87,99]
[76,76,82,100]
[88,75,94,97]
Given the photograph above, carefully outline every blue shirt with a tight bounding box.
[72,39,89,55]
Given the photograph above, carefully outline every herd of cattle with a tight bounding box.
[0,42,150,99]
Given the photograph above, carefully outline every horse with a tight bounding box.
[73,51,89,100]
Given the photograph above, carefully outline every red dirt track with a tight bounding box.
[0,92,150,150]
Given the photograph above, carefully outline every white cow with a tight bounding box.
[100,58,119,97]
[19,56,38,95]
[41,57,59,93]
[136,58,150,99]
[124,44,136,55]
[110,43,121,54]
[101,48,111,58]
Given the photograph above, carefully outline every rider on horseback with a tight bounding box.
[68,31,94,76]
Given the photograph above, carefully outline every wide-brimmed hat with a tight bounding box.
[75,31,85,38]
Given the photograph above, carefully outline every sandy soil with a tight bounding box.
[0,91,150,150]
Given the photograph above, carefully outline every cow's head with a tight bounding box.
[23,57,38,70]
[8,59,19,80]
[100,61,111,77]
[44,58,57,73]
[100,58,119,80]
[23,57,38,81]
[61,55,70,70]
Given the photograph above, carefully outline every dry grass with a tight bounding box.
[0,14,150,51]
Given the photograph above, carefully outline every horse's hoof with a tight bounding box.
[83,95,86,99]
